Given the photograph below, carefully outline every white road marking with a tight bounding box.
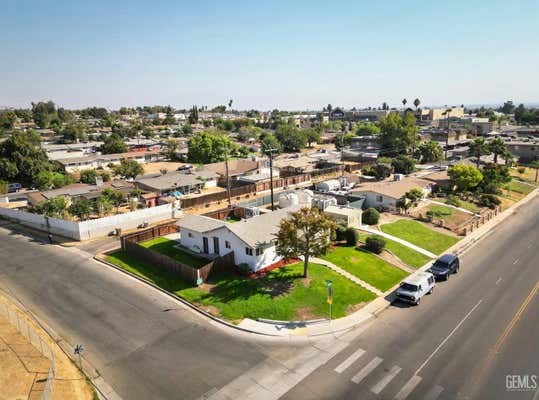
[495,277,502,285]
[351,356,383,384]
[414,299,483,376]
[370,365,402,394]
[334,348,365,374]
[424,384,444,400]
[513,258,520,264]
[394,375,422,400]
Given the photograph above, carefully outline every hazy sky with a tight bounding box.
[1,0,538,110]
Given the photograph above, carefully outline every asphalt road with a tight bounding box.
[283,195,539,400]
[0,220,316,400]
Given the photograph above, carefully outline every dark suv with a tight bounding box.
[429,254,460,280]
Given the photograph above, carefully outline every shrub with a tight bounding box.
[478,194,501,209]
[345,227,359,246]
[446,194,461,208]
[365,236,386,254]
[237,263,251,275]
[335,224,347,241]
[517,167,526,174]
[362,207,380,225]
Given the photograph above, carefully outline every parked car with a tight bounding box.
[8,183,22,193]
[429,254,460,280]
[395,272,436,305]
[177,164,193,171]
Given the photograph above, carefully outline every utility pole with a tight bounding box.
[340,134,345,177]
[265,148,278,211]
[445,109,452,161]
[224,149,231,206]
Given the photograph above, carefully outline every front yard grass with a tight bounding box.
[503,179,535,196]
[358,233,432,269]
[105,251,376,321]
[380,219,460,255]
[140,237,208,268]
[322,246,409,292]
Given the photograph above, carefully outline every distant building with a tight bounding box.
[351,177,432,210]
[58,151,159,173]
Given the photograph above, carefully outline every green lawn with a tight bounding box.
[503,179,535,195]
[359,233,432,269]
[435,197,481,213]
[105,251,376,321]
[427,204,453,218]
[140,237,208,268]
[322,246,409,292]
[380,219,460,255]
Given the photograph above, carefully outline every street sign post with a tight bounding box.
[326,280,333,322]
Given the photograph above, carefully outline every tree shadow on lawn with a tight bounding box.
[204,270,297,303]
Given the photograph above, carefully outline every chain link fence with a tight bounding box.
[0,299,56,400]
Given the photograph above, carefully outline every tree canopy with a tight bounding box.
[113,159,144,179]
[417,141,443,163]
[0,131,53,183]
[378,112,419,155]
[275,207,335,278]
[187,130,237,164]
[101,133,128,154]
[448,164,483,192]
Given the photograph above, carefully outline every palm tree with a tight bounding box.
[228,99,233,110]
[488,137,507,164]
[413,98,420,110]
[402,98,407,110]
[502,151,514,167]
[530,160,539,182]
[469,138,491,167]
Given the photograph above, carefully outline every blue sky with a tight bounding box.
[1,0,538,110]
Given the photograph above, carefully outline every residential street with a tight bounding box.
[283,195,539,400]
[0,195,537,400]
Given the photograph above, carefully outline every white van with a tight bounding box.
[395,272,436,305]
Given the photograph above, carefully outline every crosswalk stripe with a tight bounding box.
[334,348,366,374]
[424,384,444,400]
[394,375,422,400]
[371,365,402,394]
[351,356,383,384]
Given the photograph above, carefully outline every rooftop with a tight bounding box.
[352,177,432,199]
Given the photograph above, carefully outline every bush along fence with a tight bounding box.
[120,224,235,286]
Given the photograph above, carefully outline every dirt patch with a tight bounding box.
[198,282,216,293]
[200,304,221,317]
[346,302,367,314]
[299,277,311,287]
[294,306,318,321]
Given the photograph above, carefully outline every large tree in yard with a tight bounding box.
[448,164,483,192]
[275,207,335,278]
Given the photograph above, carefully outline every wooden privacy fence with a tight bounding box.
[120,221,179,248]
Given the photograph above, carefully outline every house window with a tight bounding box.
[188,232,193,238]
[376,195,383,203]
[225,241,231,249]
[245,247,253,256]
[255,247,263,256]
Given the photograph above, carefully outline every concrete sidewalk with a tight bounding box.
[359,225,437,258]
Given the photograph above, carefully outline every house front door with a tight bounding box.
[202,237,209,254]
[213,237,220,254]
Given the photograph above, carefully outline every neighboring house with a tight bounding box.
[506,141,539,162]
[351,177,432,209]
[203,159,274,183]
[179,205,303,272]
[323,205,362,227]
[26,180,134,207]
[58,151,159,173]
[135,169,218,195]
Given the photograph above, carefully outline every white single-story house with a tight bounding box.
[351,177,432,210]
[178,205,303,272]
[58,151,159,173]
[324,205,362,227]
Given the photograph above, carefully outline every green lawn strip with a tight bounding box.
[358,233,431,269]
[434,197,481,213]
[322,246,409,292]
[139,237,208,268]
[427,204,453,219]
[380,219,460,255]
[503,179,535,195]
[105,252,375,321]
